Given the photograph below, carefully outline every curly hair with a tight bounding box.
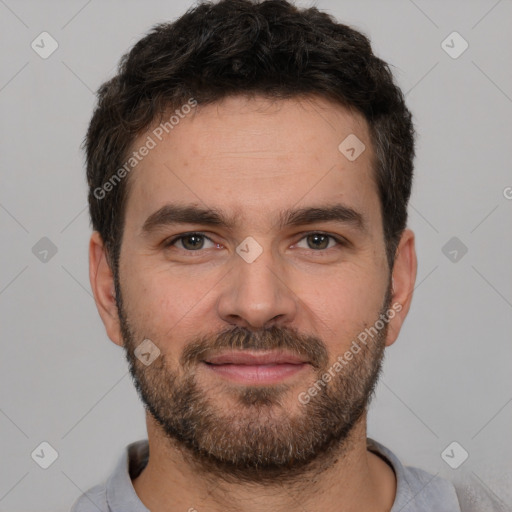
[84,0,415,273]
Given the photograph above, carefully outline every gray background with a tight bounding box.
[1,0,511,510]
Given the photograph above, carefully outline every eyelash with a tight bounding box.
[163,231,346,254]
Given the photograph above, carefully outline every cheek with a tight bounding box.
[297,267,386,351]
[122,253,203,312]
[119,260,219,356]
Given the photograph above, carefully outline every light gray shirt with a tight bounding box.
[69,437,505,511]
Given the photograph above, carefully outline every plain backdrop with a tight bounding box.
[1,0,511,510]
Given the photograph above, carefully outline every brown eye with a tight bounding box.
[307,234,330,250]
[180,234,205,250]
[295,233,341,251]
[166,233,216,251]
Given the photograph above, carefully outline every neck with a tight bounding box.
[132,411,397,512]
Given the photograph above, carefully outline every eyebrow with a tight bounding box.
[141,203,366,234]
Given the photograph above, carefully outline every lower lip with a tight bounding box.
[203,362,309,385]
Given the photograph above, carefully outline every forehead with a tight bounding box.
[123,94,380,233]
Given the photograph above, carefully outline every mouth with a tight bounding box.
[202,350,311,385]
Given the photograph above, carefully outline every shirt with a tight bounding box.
[69,437,502,511]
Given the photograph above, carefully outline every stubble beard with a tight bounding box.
[117,285,390,483]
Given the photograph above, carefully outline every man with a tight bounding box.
[71,1,495,511]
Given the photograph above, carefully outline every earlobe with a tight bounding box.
[89,232,124,347]
[385,228,417,347]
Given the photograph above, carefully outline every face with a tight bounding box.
[91,94,415,480]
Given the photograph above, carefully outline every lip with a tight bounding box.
[204,350,309,366]
[202,350,310,385]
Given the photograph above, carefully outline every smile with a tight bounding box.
[202,350,311,384]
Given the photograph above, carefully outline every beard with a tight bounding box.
[117,284,391,483]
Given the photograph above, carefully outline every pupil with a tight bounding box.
[185,235,203,250]
[181,235,328,251]
[309,234,327,250]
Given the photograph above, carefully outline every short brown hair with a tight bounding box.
[84,0,415,274]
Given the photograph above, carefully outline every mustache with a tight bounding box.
[180,325,329,370]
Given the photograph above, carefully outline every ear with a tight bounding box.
[89,231,123,347]
[385,228,417,347]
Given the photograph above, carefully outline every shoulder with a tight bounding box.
[367,438,512,512]
[451,473,512,512]
[367,438,461,511]
[399,464,461,511]
[68,440,149,512]
[69,483,108,512]
[393,463,462,512]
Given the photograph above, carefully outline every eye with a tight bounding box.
[165,233,219,251]
[164,231,344,254]
[294,232,343,251]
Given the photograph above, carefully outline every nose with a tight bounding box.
[216,243,298,330]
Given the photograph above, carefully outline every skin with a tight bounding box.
[89,94,417,512]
